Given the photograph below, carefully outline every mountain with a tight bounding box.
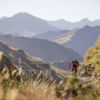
[0,16,7,20]
[48,18,100,30]
[0,34,82,70]
[0,41,70,83]
[48,19,72,30]
[52,26,100,56]
[35,26,100,56]
[0,12,59,37]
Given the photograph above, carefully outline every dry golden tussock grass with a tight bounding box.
[16,84,59,100]
[0,74,59,100]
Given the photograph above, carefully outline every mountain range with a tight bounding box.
[0,41,69,83]
[0,12,59,37]
[48,18,100,30]
[0,12,100,37]
[55,26,100,56]
[0,34,82,70]
[36,26,100,56]
[0,12,100,68]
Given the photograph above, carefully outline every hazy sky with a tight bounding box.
[0,0,100,22]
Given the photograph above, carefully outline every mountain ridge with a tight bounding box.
[0,12,59,37]
[48,18,100,30]
[0,40,69,83]
[0,34,83,70]
[37,26,100,56]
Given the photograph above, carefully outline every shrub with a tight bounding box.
[84,37,100,77]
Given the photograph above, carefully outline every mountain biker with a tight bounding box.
[69,59,79,74]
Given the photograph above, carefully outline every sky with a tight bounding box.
[0,0,100,22]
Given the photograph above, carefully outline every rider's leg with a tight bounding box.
[72,67,74,72]
[74,67,78,76]
[71,67,74,75]
[75,68,77,73]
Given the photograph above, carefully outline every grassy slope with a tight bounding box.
[84,37,100,77]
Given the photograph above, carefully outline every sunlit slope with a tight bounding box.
[84,37,100,77]
[0,35,82,70]
[0,41,70,83]
[54,26,100,55]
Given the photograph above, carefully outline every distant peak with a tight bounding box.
[80,18,90,22]
[12,12,33,18]
[12,12,43,21]
[15,12,29,15]
[58,19,66,21]
[57,19,68,22]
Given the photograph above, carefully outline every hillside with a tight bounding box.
[53,26,100,56]
[84,37,100,77]
[0,35,82,70]
[36,26,100,56]
[0,34,100,100]
[0,12,59,37]
[0,41,68,83]
[0,37,100,100]
[55,37,100,100]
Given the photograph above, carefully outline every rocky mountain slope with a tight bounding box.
[0,41,68,83]
[63,26,100,56]
[55,37,100,100]
[46,26,100,56]
[0,35,82,70]
[36,26,100,56]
